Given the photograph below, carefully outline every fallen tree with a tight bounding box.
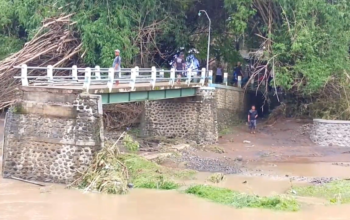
[0,14,82,110]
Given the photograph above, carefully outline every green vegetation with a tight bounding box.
[293,181,350,204]
[123,134,140,152]
[2,0,350,119]
[219,128,232,136]
[225,0,350,119]
[119,154,196,190]
[186,185,300,211]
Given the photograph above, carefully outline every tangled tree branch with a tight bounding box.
[103,103,144,130]
[0,14,83,110]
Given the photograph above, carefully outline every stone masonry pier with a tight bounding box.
[2,86,246,183]
[2,87,104,184]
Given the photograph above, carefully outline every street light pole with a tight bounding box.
[198,10,211,75]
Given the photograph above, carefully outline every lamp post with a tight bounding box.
[198,10,211,75]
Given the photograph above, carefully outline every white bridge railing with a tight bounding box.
[13,65,230,92]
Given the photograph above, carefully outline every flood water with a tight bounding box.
[1,117,350,220]
[1,165,350,220]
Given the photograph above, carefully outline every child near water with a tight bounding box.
[248,105,258,134]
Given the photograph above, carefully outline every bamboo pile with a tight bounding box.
[0,14,82,110]
[69,133,129,194]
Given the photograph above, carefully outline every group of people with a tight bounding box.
[214,62,246,85]
[112,50,259,133]
[215,62,274,91]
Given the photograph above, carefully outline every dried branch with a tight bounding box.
[0,14,83,110]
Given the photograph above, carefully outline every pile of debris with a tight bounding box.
[69,136,129,194]
[0,14,82,110]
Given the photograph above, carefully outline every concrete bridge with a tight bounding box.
[2,65,245,184]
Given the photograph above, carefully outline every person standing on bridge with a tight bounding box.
[113,49,122,85]
[174,52,186,84]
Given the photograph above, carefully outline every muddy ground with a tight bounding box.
[138,119,349,184]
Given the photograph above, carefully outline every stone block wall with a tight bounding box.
[215,86,246,131]
[310,119,350,147]
[2,88,103,183]
[142,87,218,145]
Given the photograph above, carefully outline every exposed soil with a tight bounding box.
[158,118,350,184]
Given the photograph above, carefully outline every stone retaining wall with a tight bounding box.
[1,88,104,183]
[215,86,246,131]
[310,119,350,147]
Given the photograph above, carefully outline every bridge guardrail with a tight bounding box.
[13,65,231,92]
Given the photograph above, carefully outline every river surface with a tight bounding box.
[1,164,350,220]
[2,118,350,219]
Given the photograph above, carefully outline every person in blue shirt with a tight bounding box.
[248,105,258,134]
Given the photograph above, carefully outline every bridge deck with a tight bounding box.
[26,81,202,94]
[23,82,202,104]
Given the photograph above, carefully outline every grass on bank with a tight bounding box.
[185,185,300,211]
[293,180,350,204]
[119,154,196,190]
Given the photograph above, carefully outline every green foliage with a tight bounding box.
[0,35,23,60]
[123,134,139,152]
[293,181,350,204]
[119,154,196,190]
[0,0,191,66]
[225,0,350,94]
[186,185,300,211]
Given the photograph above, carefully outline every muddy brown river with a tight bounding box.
[1,164,350,220]
[1,118,350,219]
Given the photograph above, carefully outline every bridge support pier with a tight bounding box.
[1,88,104,184]
[141,87,218,145]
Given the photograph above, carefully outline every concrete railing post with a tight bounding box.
[83,67,91,92]
[223,72,228,86]
[135,66,139,77]
[107,68,114,92]
[160,69,164,78]
[238,75,242,88]
[200,68,206,86]
[151,66,156,88]
[47,65,53,81]
[21,64,28,86]
[130,68,136,90]
[72,65,78,80]
[170,68,175,86]
[95,65,101,80]
[186,68,192,86]
[208,70,213,85]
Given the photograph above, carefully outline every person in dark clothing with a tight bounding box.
[248,105,258,134]
[174,52,186,84]
[231,62,242,86]
[215,65,223,83]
